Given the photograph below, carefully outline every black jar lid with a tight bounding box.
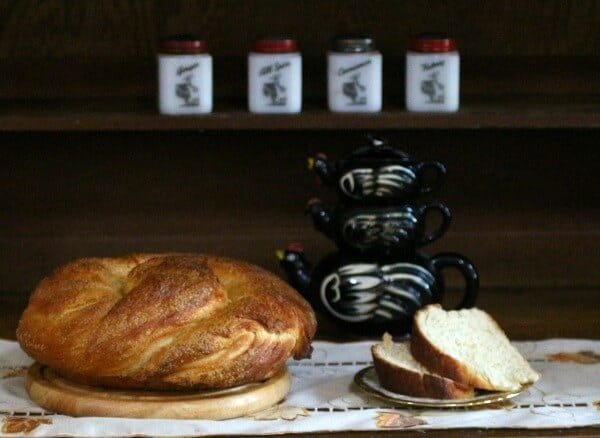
[331,34,376,53]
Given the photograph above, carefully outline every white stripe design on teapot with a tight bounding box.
[342,211,418,248]
[339,165,416,199]
[319,262,436,323]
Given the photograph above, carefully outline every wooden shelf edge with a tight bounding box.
[1,96,600,131]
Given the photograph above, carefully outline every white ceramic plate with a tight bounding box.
[354,366,531,408]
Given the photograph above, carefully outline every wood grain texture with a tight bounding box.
[0,2,598,436]
[1,93,600,130]
[0,130,598,292]
[1,1,598,57]
[1,56,598,101]
[0,0,599,100]
[26,363,291,419]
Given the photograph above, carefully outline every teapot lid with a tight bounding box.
[343,135,411,164]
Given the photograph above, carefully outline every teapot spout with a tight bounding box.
[308,153,336,186]
[276,242,313,297]
[306,198,335,240]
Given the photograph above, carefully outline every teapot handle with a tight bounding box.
[415,161,447,195]
[417,202,452,245]
[430,253,479,309]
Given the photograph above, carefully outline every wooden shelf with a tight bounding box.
[1,95,599,131]
[2,54,598,130]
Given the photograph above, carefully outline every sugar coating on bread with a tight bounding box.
[17,253,317,390]
[411,305,540,391]
[371,333,474,399]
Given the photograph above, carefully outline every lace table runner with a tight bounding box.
[1,338,599,436]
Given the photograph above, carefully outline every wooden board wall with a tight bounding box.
[0,1,599,99]
[0,1,599,296]
[2,130,598,292]
[1,1,599,57]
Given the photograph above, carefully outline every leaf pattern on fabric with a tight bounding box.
[1,416,52,434]
[593,400,600,410]
[250,405,310,421]
[328,392,382,409]
[2,367,27,379]
[375,411,426,428]
[547,351,600,364]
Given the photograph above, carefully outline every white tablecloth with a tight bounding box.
[1,338,599,436]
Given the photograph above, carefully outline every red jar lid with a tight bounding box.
[286,242,304,252]
[252,37,298,53]
[160,35,207,54]
[409,33,456,52]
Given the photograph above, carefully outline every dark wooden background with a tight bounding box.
[0,1,599,343]
[2,130,599,292]
[1,0,599,99]
[0,6,599,437]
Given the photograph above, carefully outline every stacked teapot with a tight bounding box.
[278,136,479,336]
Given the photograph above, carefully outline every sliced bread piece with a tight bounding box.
[411,304,540,392]
[371,333,475,399]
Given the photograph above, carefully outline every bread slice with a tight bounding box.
[411,304,540,392]
[371,333,475,399]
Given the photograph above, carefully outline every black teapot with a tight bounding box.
[308,136,446,204]
[307,198,451,256]
[278,243,478,335]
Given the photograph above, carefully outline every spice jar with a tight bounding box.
[327,34,382,112]
[405,33,459,112]
[157,35,213,115]
[248,36,302,113]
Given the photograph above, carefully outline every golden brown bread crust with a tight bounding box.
[410,305,493,390]
[371,343,474,399]
[17,253,316,390]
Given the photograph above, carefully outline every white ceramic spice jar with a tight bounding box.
[157,36,213,114]
[405,33,459,112]
[248,37,302,113]
[327,34,382,112]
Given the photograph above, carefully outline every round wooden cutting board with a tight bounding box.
[25,363,291,420]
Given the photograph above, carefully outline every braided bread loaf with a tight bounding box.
[17,253,316,390]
